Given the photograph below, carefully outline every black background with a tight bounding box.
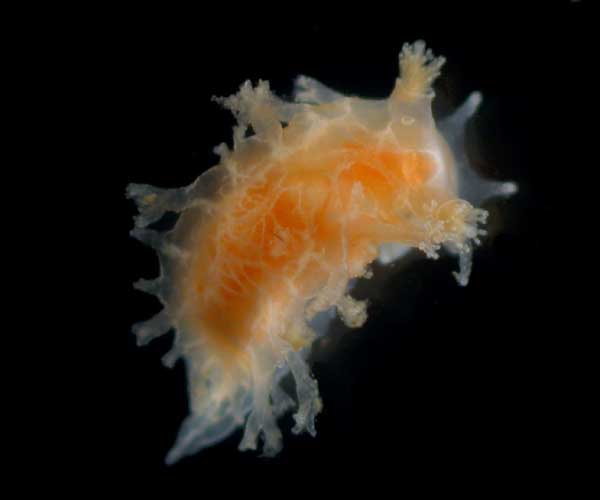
[102,1,588,490]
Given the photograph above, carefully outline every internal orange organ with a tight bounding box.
[189,143,437,357]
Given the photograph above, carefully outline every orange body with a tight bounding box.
[185,137,440,359]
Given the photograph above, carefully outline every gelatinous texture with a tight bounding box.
[127,41,517,463]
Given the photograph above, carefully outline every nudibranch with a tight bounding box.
[127,41,517,463]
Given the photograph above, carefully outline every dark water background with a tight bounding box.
[102,2,589,490]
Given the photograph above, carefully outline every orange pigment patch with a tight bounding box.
[187,144,437,359]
